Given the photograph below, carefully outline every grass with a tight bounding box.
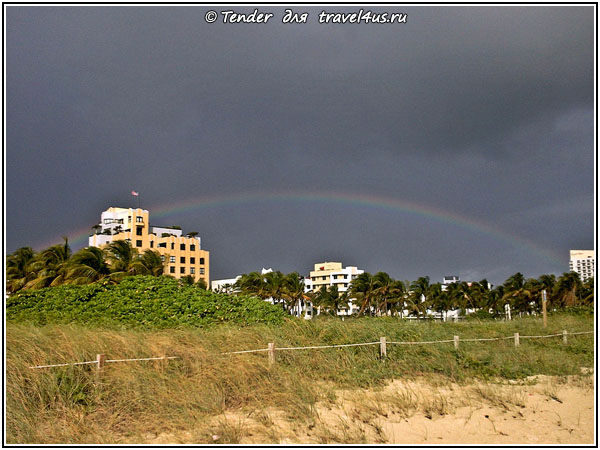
[6,312,594,444]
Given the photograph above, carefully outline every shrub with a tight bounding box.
[6,276,286,328]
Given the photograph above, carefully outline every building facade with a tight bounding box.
[569,250,594,282]
[89,207,209,284]
[305,262,365,315]
[305,262,364,294]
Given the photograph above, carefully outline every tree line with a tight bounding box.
[233,270,594,318]
[6,239,168,293]
[7,241,593,319]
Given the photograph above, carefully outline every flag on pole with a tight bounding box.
[131,190,139,196]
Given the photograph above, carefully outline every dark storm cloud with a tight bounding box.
[5,5,595,284]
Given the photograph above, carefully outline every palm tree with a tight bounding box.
[579,277,594,306]
[313,285,344,316]
[554,272,583,308]
[24,238,72,289]
[263,271,287,308]
[283,272,306,316]
[408,276,431,318]
[64,247,110,285]
[373,272,404,316]
[501,272,534,315]
[235,272,267,299]
[349,272,378,316]
[135,249,165,276]
[105,240,139,279]
[6,247,35,294]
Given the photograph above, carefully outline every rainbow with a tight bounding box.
[43,191,563,265]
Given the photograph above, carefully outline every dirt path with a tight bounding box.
[145,372,595,445]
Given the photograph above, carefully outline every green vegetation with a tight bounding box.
[6,276,286,328]
[236,270,594,319]
[6,314,594,444]
[8,239,593,321]
[6,239,167,293]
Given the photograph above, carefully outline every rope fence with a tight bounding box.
[28,330,594,370]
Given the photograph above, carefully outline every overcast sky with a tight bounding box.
[5,5,595,285]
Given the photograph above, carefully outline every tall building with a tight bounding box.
[89,207,209,284]
[569,250,594,282]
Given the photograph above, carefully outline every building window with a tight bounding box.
[344,275,348,279]
[169,266,175,274]
[160,255,165,262]
[190,244,196,251]
[180,257,185,264]
[190,267,195,274]
[136,216,143,223]
[200,258,205,265]
[190,257,195,264]
[150,241,154,248]
[171,243,174,250]
[136,227,143,236]
[128,216,131,223]
[180,243,186,250]
[180,267,185,274]
[170,256,175,263]
[200,268,205,274]
[333,275,338,279]
[136,240,142,247]
[158,242,166,248]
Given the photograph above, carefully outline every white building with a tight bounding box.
[441,275,460,291]
[569,250,595,282]
[211,276,241,293]
[211,268,272,294]
[306,262,365,315]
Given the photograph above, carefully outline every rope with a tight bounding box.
[276,342,380,351]
[105,356,179,363]
[388,339,455,345]
[29,356,178,369]
[29,360,97,369]
[28,329,594,369]
[461,337,506,342]
[223,348,270,355]
[520,333,564,339]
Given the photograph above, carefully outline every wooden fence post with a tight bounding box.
[514,333,520,347]
[380,337,387,359]
[542,290,547,328]
[268,343,275,366]
[95,353,105,382]
[563,330,568,344]
[454,335,459,350]
[96,353,105,371]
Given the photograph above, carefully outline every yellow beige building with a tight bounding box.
[89,207,209,284]
[306,262,364,293]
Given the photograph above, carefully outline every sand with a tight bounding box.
[145,371,595,445]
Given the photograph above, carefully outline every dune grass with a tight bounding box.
[6,313,594,444]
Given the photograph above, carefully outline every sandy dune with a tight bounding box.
[145,372,595,445]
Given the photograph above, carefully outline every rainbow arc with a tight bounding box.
[44,191,563,266]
